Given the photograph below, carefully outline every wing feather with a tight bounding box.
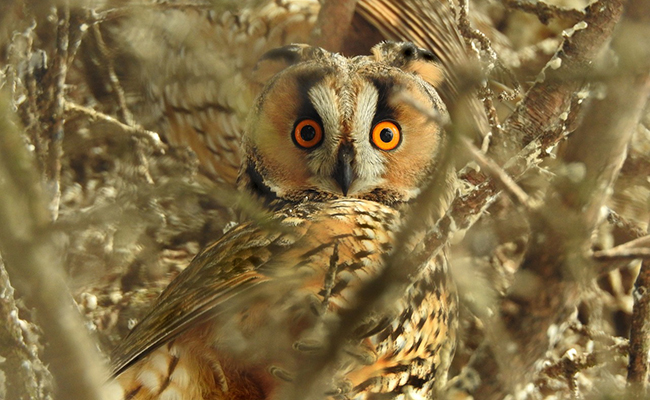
[109,223,298,377]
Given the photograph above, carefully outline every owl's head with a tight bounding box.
[238,42,449,207]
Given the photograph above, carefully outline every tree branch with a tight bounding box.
[64,101,163,145]
[490,0,625,164]
[459,136,532,209]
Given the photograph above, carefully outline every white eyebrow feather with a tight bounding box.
[352,82,386,181]
[307,83,340,177]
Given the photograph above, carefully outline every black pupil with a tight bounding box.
[300,124,316,142]
[379,127,394,143]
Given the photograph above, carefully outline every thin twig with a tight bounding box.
[92,2,214,23]
[593,248,650,261]
[459,136,532,209]
[542,343,627,388]
[569,321,629,352]
[67,9,91,70]
[593,235,650,261]
[458,0,494,59]
[594,210,650,275]
[456,0,499,143]
[478,85,503,151]
[90,21,134,125]
[16,24,47,173]
[606,209,647,240]
[132,136,155,184]
[64,101,163,146]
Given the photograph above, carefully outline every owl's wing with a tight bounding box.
[109,220,306,377]
[110,199,402,381]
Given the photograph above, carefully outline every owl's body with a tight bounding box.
[110,43,457,400]
[112,199,455,399]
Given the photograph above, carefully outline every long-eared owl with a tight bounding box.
[109,42,458,400]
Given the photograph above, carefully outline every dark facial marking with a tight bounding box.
[368,76,398,127]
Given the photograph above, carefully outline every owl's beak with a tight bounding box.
[333,144,355,196]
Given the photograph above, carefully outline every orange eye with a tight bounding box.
[371,121,401,151]
[293,119,323,149]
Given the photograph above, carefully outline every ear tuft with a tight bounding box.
[371,41,444,87]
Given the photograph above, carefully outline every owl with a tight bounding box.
[109,42,457,400]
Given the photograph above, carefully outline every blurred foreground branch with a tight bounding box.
[0,94,112,400]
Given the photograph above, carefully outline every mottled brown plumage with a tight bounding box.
[109,42,458,400]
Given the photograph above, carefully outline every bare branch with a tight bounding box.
[45,3,70,221]
[594,248,650,261]
[0,262,53,400]
[89,22,135,125]
[459,136,532,209]
[542,342,627,397]
[457,0,497,65]
[606,209,648,243]
[594,212,650,276]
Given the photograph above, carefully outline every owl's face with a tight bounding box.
[239,42,448,207]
